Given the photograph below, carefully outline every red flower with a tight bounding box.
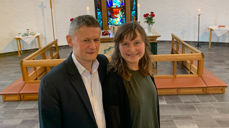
[151,12,155,17]
[143,13,149,17]
[143,11,155,26]
[70,18,74,22]
[102,30,109,36]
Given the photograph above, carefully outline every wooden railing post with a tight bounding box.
[173,61,177,77]
[55,40,60,58]
[20,60,29,82]
[176,40,179,53]
[49,47,53,58]
[181,44,185,68]
[197,53,204,76]
[171,36,175,53]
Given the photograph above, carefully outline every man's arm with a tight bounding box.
[38,78,62,128]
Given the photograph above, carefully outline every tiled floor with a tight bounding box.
[0,42,229,128]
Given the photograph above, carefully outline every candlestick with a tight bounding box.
[196,8,201,48]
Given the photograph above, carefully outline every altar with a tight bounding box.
[208,25,229,48]
[15,33,41,57]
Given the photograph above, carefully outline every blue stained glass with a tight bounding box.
[106,0,113,7]
[107,0,124,8]
[94,0,103,29]
[97,11,103,28]
[132,0,136,10]
[130,0,137,21]
[112,0,122,8]
[131,10,136,21]
[95,0,138,28]
[107,0,125,25]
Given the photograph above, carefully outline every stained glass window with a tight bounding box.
[131,0,137,21]
[94,0,138,29]
[106,0,125,26]
[94,0,103,29]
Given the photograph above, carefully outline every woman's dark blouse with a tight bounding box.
[103,69,160,128]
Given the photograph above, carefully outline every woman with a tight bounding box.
[104,22,160,128]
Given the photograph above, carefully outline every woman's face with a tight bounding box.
[119,31,145,67]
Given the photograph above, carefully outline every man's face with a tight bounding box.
[67,26,101,65]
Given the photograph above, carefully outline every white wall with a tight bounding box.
[0,0,53,53]
[140,0,229,42]
[1,0,229,53]
[53,0,95,46]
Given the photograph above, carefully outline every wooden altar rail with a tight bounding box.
[20,53,203,83]
[20,34,204,84]
[152,53,204,78]
[20,40,60,83]
[169,33,204,76]
[16,34,225,97]
[0,35,225,101]
[153,34,226,95]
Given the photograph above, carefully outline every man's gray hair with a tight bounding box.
[68,15,100,36]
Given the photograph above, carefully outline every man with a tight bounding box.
[38,15,108,128]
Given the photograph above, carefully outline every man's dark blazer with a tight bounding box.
[38,53,108,128]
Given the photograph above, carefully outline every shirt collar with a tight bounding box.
[72,52,99,75]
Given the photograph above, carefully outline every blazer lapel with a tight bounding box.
[65,54,96,124]
[70,75,96,122]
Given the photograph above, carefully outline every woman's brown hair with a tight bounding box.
[109,22,153,80]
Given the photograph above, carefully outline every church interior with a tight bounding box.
[0,0,229,127]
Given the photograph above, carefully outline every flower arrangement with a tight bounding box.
[143,11,155,26]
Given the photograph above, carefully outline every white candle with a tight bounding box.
[137,3,140,21]
[86,6,90,15]
[197,8,201,15]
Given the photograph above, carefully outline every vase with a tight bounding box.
[147,24,153,34]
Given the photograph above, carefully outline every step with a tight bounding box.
[20,83,40,100]
[201,69,227,94]
[155,77,207,95]
[0,78,25,101]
